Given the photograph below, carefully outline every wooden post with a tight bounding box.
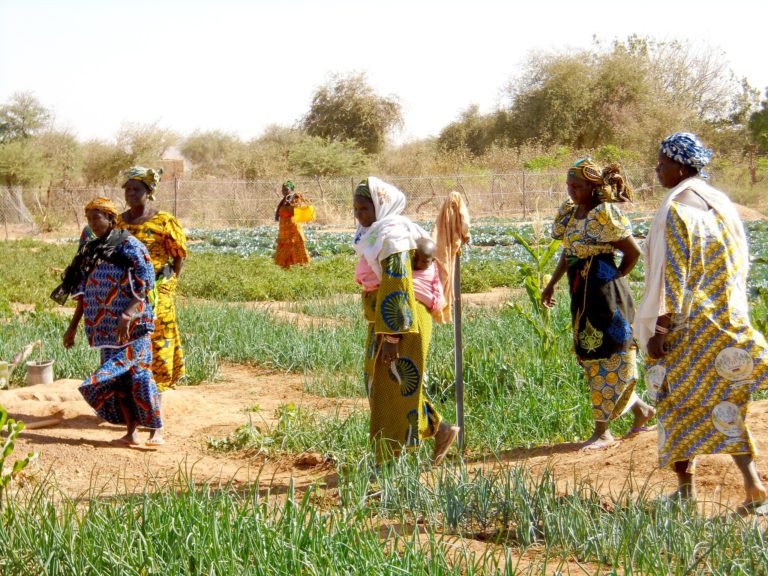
[453,252,465,450]
[173,177,179,216]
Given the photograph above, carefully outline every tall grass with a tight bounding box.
[3,462,768,575]
[0,296,644,451]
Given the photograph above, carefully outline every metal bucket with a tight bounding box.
[0,360,9,389]
[26,360,55,386]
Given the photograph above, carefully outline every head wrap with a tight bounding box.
[123,166,163,200]
[660,132,713,177]
[352,177,429,280]
[84,197,119,217]
[567,158,632,203]
[354,179,372,199]
[282,180,295,191]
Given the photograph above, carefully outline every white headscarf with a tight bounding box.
[636,176,749,351]
[352,177,429,279]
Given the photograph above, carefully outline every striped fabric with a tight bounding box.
[646,202,768,471]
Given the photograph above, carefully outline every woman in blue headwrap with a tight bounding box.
[638,132,768,512]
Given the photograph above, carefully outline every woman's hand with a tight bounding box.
[646,333,668,360]
[541,284,556,308]
[117,315,131,344]
[63,326,77,349]
[380,340,400,364]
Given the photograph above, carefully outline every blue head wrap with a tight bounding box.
[660,132,713,178]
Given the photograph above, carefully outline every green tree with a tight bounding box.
[36,130,83,187]
[0,92,51,143]
[181,130,242,177]
[0,140,46,186]
[81,140,124,185]
[81,123,178,185]
[301,72,402,155]
[749,89,768,153]
[288,136,368,177]
[438,105,506,156]
[116,122,178,166]
[499,37,753,158]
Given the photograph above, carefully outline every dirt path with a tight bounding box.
[4,361,768,515]
[1,364,364,496]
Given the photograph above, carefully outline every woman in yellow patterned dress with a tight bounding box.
[117,167,188,446]
[353,177,460,464]
[274,180,311,268]
[638,133,768,511]
[542,159,655,450]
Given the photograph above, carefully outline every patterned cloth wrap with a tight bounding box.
[72,225,163,429]
[659,132,713,177]
[116,212,188,391]
[568,158,633,203]
[552,178,639,422]
[353,177,443,461]
[123,166,163,200]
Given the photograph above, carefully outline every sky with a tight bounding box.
[1,0,766,145]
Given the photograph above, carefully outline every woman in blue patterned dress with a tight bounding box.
[56,197,162,447]
[542,159,655,450]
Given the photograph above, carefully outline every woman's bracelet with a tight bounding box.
[654,324,669,335]
[383,334,401,344]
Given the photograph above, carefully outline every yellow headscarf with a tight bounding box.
[84,197,119,217]
[123,166,163,201]
[567,158,632,203]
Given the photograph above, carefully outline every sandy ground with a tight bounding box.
[3,360,768,516]
[1,364,364,496]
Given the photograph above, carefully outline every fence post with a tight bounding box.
[521,170,527,219]
[174,177,179,217]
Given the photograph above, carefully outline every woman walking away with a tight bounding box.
[353,177,460,464]
[274,180,311,268]
[637,132,768,512]
[542,159,655,450]
[117,166,187,446]
[56,197,162,446]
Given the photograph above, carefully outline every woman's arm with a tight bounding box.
[611,235,641,277]
[541,251,568,308]
[646,313,672,360]
[165,215,188,279]
[63,299,84,349]
[172,257,185,279]
[117,295,143,345]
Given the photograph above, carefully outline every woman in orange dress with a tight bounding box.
[274,180,311,268]
[116,166,187,446]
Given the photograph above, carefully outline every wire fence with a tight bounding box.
[1,169,663,233]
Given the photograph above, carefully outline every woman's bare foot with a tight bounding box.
[581,431,618,451]
[112,433,141,447]
[735,486,768,516]
[630,401,656,431]
[743,485,767,506]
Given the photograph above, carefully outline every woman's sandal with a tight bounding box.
[623,424,658,438]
